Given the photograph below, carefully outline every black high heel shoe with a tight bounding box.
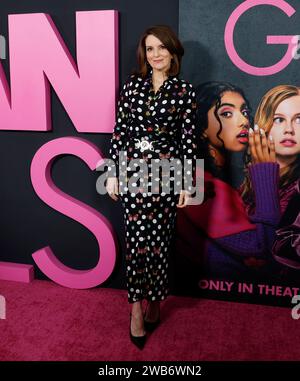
[144,304,160,332]
[129,313,146,350]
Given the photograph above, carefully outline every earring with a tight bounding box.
[208,146,217,158]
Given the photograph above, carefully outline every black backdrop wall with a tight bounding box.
[0,0,178,289]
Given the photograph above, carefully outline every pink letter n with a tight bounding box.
[0,10,118,132]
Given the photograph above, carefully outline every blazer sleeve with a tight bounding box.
[180,83,198,193]
[108,78,132,177]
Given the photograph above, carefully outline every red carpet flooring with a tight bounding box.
[0,279,299,361]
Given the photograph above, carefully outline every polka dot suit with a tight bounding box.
[109,72,197,303]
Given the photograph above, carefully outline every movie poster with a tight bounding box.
[175,0,300,306]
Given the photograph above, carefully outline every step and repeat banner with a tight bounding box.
[176,0,300,306]
[0,0,299,307]
[0,0,178,289]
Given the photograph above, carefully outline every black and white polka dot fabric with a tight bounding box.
[109,72,197,303]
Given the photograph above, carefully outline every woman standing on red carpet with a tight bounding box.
[106,25,197,349]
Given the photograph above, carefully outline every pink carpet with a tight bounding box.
[0,279,299,361]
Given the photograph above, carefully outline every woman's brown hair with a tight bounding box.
[136,25,184,77]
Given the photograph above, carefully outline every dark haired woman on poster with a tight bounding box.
[176,83,300,287]
[106,25,197,349]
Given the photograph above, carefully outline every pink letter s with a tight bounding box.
[30,137,117,289]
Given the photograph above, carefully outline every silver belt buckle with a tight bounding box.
[134,137,154,152]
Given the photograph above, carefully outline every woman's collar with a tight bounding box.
[144,68,177,86]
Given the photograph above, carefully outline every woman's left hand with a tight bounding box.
[177,190,192,208]
[248,124,276,164]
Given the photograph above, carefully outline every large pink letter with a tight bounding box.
[225,0,296,76]
[30,137,117,289]
[0,10,118,131]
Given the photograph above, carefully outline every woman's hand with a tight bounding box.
[106,177,119,201]
[177,190,192,208]
[248,124,276,164]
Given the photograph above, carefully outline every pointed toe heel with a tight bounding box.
[129,329,146,350]
[129,313,146,350]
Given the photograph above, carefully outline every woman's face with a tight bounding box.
[205,91,250,152]
[145,34,172,74]
[269,95,300,164]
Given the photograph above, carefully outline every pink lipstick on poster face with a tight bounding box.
[236,129,249,144]
[280,138,297,147]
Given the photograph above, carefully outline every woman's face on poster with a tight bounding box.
[206,91,250,152]
[269,95,300,160]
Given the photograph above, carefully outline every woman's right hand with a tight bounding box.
[106,177,119,201]
[248,124,276,164]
